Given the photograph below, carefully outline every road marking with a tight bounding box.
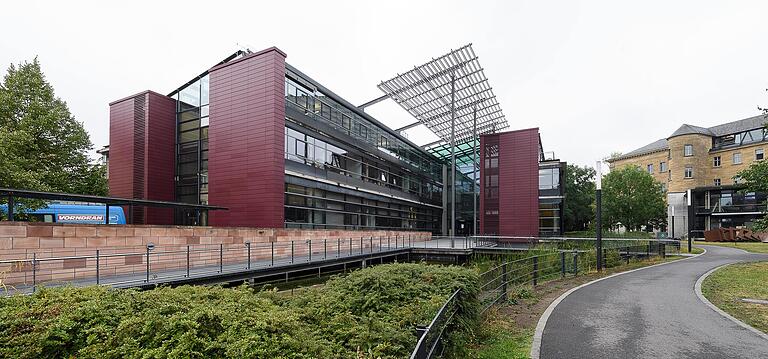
[694,263,768,342]
[530,248,707,359]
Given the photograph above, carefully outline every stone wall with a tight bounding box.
[0,222,431,286]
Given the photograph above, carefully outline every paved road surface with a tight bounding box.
[540,245,768,359]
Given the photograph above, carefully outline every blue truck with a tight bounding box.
[0,203,126,224]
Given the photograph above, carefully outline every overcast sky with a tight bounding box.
[2,1,767,167]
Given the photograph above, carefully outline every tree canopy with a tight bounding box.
[601,165,666,231]
[563,164,595,232]
[0,58,106,201]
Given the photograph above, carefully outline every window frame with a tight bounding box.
[684,166,693,179]
[713,156,721,167]
[733,152,742,165]
[756,148,765,161]
[683,144,693,157]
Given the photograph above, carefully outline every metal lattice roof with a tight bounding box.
[377,44,509,144]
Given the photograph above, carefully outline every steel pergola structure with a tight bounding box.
[376,44,509,237]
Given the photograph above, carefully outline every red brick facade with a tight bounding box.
[207,47,287,227]
[480,128,540,236]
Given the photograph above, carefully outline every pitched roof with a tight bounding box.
[609,138,668,161]
[668,124,714,138]
[609,114,767,162]
[707,114,767,136]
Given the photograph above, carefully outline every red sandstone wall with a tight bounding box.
[208,47,287,227]
[0,222,431,286]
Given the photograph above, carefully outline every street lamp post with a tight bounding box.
[595,161,603,272]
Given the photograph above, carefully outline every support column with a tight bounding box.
[449,72,457,237]
[442,164,448,236]
[472,104,478,236]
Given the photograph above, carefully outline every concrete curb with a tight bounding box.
[694,263,768,342]
[530,248,707,359]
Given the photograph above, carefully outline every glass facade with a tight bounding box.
[713,128,768,150]
[172,75,210,225]
[283,69,449,232]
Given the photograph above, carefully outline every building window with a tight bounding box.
[684,166,693,179]
[660,183,667,192]
[714,178,721,186]
[713,156,721,167]
[684,144,693,157]
[757,148,765,161]
[660,161,667,172]
[647,164,653,174]
[539,168,560,190]
[733,152,742,164]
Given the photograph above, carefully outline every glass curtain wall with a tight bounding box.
[173,75,209,225]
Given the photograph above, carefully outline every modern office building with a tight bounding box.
[479,128,566,237]
[107,45,557,235]
[607,115,767,237]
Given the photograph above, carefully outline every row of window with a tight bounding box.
[285,77,442,179]
[285,126,443,203]
[647,148,764,175]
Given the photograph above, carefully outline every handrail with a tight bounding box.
[410,289,461,359]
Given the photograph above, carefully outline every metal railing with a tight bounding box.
[478,242,669,313]
[0,234,429,294]
[410,289,461,359]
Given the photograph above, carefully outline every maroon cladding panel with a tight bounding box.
[108,91,176,224]
[143,93,177,224]
[480,128,540,236]
[108,99,136,200]
[207,47,287,227]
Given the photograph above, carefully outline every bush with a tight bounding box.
[0,263,478,358]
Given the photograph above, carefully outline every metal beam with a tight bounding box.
[357,94,389,110]
[450,72,456,239]
[395,121,421,132]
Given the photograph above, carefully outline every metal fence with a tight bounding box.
[408,241,671,359]
[410,289,461,359]
[478,242,669,313]
[0,235,427,294]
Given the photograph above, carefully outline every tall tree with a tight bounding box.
[601,165,666,231]
[563,164,595,232]
[0,58,106,215]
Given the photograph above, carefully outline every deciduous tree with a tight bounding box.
[601,165,666,231]
[563,164,595,231]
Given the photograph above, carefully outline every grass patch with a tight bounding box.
[701,261,768,334]
[696,241,768,254]
[677,241,705,254]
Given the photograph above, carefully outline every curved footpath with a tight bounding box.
[537,245,768,359]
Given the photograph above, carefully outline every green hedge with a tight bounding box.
[0,263,478,358]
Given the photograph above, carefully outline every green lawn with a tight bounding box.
[697,241,768,254]
[701,261,768,334]
[678,241,705,254]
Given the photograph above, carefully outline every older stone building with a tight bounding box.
[607,115,767,238]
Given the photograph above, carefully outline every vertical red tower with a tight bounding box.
[480,128,540,236]
[108,91,176,224]
[207,47,287,227]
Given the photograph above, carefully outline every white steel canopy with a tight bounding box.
[377,44,509,144]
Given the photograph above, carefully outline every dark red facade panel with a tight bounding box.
[108,91,176,224]
[480,128,540,236]
[207,48,287,227]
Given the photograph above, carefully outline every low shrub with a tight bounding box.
[0,263,478,359]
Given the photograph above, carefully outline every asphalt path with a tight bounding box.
[539,245,768,359]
